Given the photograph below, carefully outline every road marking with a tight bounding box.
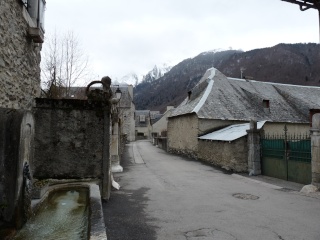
[133,142,145,164]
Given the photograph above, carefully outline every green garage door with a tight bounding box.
[261,133,311,185]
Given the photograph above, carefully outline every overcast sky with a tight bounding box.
[44,0,319,83]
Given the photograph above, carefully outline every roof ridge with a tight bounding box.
[227,77,320,89]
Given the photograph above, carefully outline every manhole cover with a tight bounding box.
[232,193,259,200]
[185,228,236,240]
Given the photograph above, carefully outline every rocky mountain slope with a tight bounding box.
[134,43,320,112]
[141,64,172,83]
[115,64,172,86]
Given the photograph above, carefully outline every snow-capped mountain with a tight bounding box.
[142,64,172,83]
[116,64,172,86]
[114,72,142,86]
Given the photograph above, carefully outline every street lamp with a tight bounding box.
[115,86,122,100]
[110,85,122,105]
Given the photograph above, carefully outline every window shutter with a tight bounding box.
[38,0,46,31]
[27,0,38,19]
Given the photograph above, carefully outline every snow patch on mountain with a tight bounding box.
[115,63,172,86]
[200,48,224,55]
[114,72,142,86]
[142,64,172,83]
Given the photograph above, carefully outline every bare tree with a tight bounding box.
[41,30,91,98]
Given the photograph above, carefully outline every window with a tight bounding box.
[262,100,270,108]
[22,0,46,31]
[139,115,146,122]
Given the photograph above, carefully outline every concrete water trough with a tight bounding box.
[12,182,107,240]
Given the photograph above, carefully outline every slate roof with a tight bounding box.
[171,68,320,123]
[198,121,266,142]
[135,110,151,127]
[150,111,162,125]
[135,110,151,115]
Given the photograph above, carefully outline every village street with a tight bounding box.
[103,140,320,240]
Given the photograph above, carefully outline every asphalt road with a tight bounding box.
[103,140,320,240]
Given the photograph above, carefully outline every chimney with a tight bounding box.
[188,91,192,100]
[166,106,174,111]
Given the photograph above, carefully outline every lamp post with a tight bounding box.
[115,85,122,100]
[110,85,123,173]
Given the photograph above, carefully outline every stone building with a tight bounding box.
[152,106,174,137]
[111,85,136,142]
[56,84,136,142]
[150,110,162,125]
[198,121,265,172]
[0,0,45,110]
[0,0,45,232]
[135,110,152,139]
[168,68,320,172]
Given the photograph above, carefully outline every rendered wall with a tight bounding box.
[135,126,151,139]
[262,122,310,135]
[198,138,248,172]
[121,102,136,141]
[33,99,110,179]
[0,0,41,110]
[152,109,173,136]
[311,114,320,187]
[167,114,199,158]
[198,119,244,135]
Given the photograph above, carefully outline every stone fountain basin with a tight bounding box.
[15,182,107,240]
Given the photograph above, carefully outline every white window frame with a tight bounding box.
[139,115,146,123]
[21,0,46,32]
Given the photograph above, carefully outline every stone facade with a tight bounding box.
[262,122,310,135]
[33,99,110,179]
[247,121,261,175]
[198,138,248,172]
[135,110,152,139]
[152,106,174,136]
[120,102,135,142]
[0,0,42,110]
[168,114,240,159]
[167,113,199,158]
[115,85,135,142]
[311,113,320,188]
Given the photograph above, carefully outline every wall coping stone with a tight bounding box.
[35,98,110,111]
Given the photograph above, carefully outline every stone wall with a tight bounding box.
[311,114,320,188]
[33,99,110,179]
[135,126,151,139]
[121,103,135,141]
[167,113,199,158]
[152,109,173,136]
[198,138,248,172]
[0,0,41,110]
[199,119,243,135]
[263,122,310,135]
[0,109,35,227]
